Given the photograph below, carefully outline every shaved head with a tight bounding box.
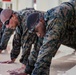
[0,9,13,24]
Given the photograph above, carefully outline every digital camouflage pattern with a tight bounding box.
[25,37,43,74]
[0,27,15,50]
[30,0,76,75]
[0,21,14,50]
[10,8,44,66]
[0,20,3,43]
[0,8,15,50]
[0,8,3,42]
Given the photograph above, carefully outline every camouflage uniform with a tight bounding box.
[0,8,3,42]
[0,20,3,43]
[0,27,15,50]
[28,0,76,75]
[10,8,44,66]
[24,37,43,74]
[0,8,14,51]
[0,21,14,50]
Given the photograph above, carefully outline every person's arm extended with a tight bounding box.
[0,27,22,64]
[10,26,22,63]
[25,37,43,74]
[20,33,37,65]
[0,27,15,50]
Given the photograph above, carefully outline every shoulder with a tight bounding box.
[44,2,74,22]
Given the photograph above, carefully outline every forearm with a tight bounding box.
[25,37,43,74]
[10,31,21,60]
[20,33,37,64]
[0,28,15,50]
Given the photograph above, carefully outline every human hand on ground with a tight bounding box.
[9,72,28,75]
[0,59,15,64]
[0,60,14,64]
[7,66,27,75]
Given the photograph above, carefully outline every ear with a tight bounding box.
[12,14,17,19]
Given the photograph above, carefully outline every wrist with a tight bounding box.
[11,58,16,62]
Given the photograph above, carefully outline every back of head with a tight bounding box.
[27,12,44,30]
[0,9,13,23]
[27,12,39,30]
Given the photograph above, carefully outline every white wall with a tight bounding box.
[36,0,59,11]
[1,0,70,11]
[18,0,34,10]
[12,0,18,11]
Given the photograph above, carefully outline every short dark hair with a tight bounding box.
[0,8,3,14]
[27,12,44,30]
